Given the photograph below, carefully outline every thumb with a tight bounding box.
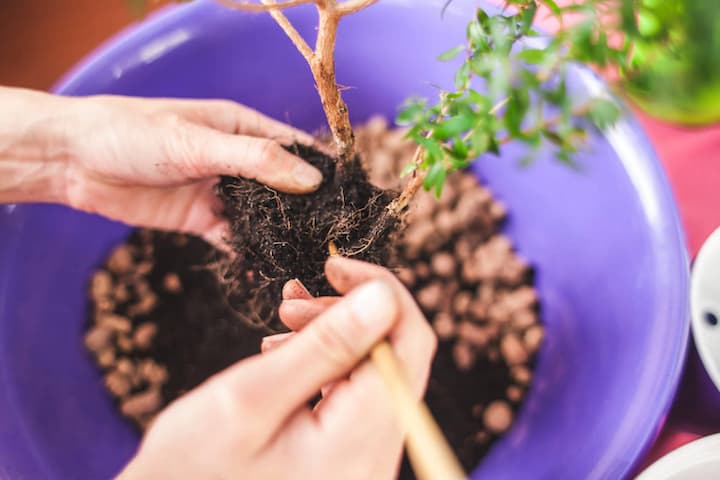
[209,279,399,438]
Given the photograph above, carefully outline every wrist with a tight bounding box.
[0,86,75,204]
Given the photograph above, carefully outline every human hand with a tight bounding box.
[0,87,322,244]
[118,257,436,479]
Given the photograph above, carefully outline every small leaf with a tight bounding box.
[467,21,486,46]
[487,136,500,155]
[432,113,476,141]
[476,8,492,30]
[469,54,491,76]
[437,45,465,62]
[400,163,417,178]
[504,88,530,136]
[454,62,471,89]
[587,98,621,130]
[520,3,537,33]
[516,48,546,65]
[542,77,567,105]
[519,130,542,149]
[423,161,447,196]
[541,128,564,146]
[415,136,444,165]
[637,8,661,37]
[467,89,490,108]
[449,137,470,160]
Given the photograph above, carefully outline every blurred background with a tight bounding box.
[0,0,169,90]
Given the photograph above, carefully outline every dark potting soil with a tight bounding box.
[217,144,399,332]
[124,232,266,401]
[85,230,266,422]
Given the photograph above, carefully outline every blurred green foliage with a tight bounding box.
[621,0,720,124]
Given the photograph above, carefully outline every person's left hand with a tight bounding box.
[0,87,323,245]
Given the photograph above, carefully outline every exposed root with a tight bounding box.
[217,145,399,331]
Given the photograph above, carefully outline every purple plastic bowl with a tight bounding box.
[0,1,689,478]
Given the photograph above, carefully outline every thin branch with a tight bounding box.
[311,5,355,160]
[387,146,424,216]
[336,0,378,16]
[216,0,315,12]
[259,0,315,62]
[218,0,364,160]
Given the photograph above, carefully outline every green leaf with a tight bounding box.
[487,136,500,155]
[519,130,542,148]
[638,8,662,37]
[432,113,476,141]
[476,8,492,31]
[543,77,567,105]
[516,48,546,65]
[437,45,465,62]
[454,62,471,89]
[469,54,491,76]
[415,136,444,165]
[504,88,530,136]
[423,161,447,197]
[449,137,470,160]
[467,21,486,46]
[520,3,537,33]
[467,89,491,109]
[587,98,622,130]
[400,163,417,178]
[541,128,564,146]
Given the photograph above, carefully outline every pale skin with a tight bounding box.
[0,86,436,478]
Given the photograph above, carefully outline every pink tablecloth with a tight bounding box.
[637,112,720,257]
[634,111,720,470]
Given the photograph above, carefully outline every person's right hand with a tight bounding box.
[119,257,436,480]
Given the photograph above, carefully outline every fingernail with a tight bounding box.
[295,131,316,146]
[293,279,312,296]
[348,280,397,329]
[283,279,312,299]
[292,162,323,189]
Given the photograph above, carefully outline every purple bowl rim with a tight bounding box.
[46,0,691,477]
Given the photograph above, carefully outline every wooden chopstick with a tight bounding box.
[370,341,466,480]
[328,242,465,479]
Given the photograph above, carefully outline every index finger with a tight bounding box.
[145,97,318,147]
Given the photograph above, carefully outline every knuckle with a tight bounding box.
[204,371,257,431]
[210,100,241,131]
[162,118,206,173]
[257,138,280,163]
[310,311,358,367]
[155,110,183,128]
